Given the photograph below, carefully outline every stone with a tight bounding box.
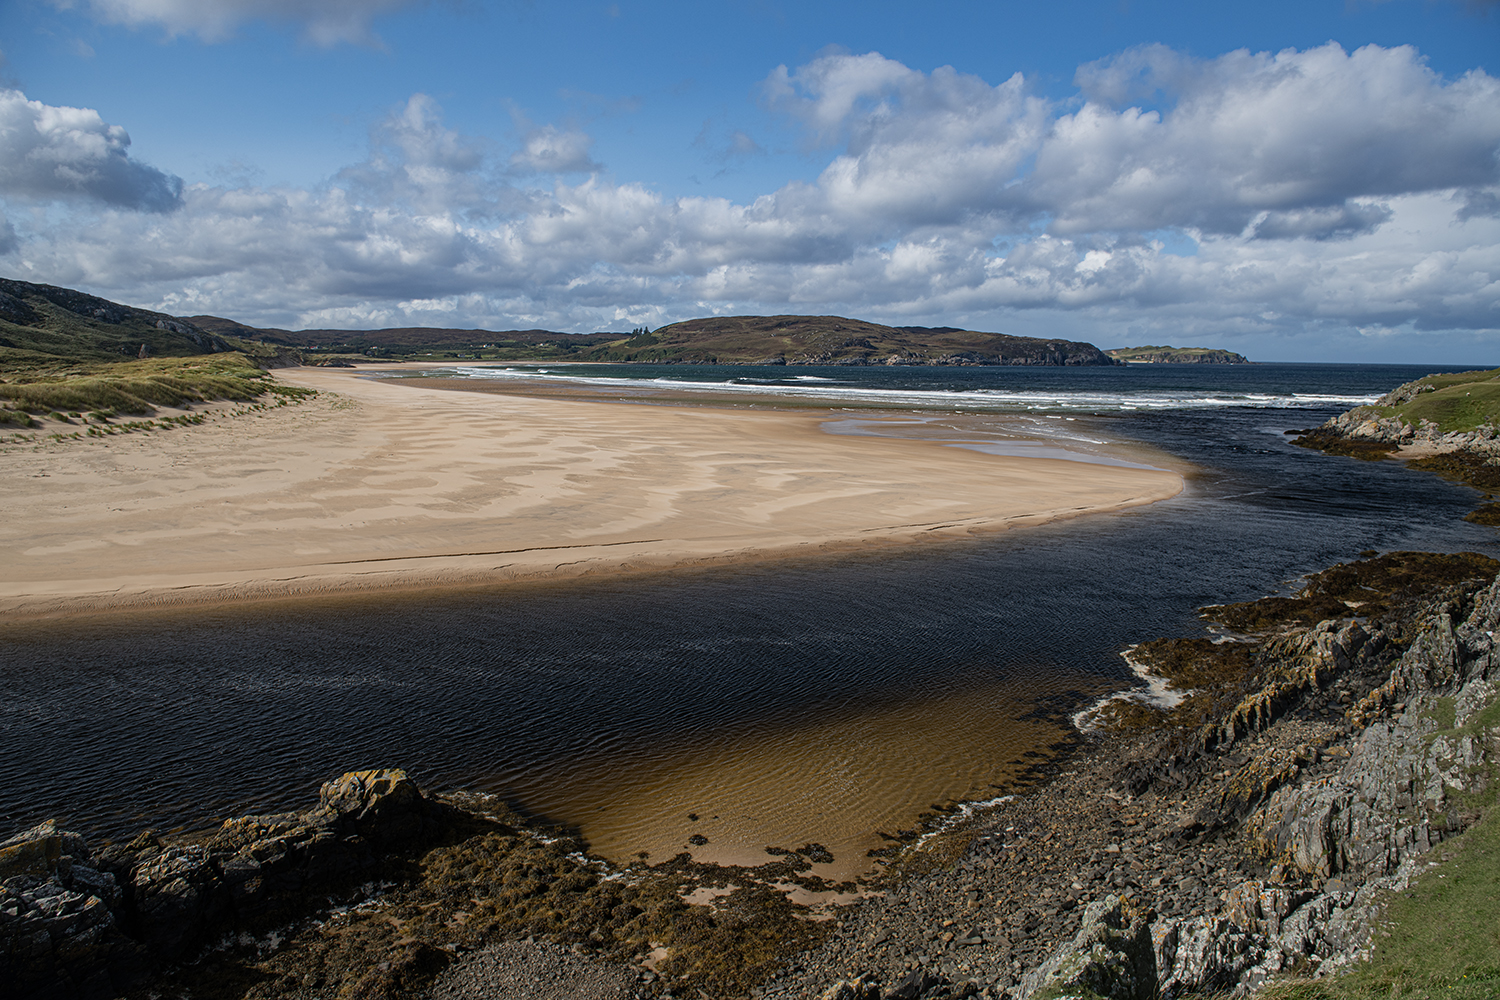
[886,968,942,999]
[126,846,225,960]
[1020,895,1154,1000]
[0,872,147,1000]
[316,768,429,846]
[0,820,90,881]
[817,975,881,1000]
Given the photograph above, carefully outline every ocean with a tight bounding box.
[3,361,1495,875]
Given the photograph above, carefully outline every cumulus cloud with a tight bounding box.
[509,125,601,175]
[1032,43,1500,236]
[760,43,1500,241]
[337,94,508,217]
[53,0,421,46]
[766,51,1048,231]
[5,43,1499,357]
[0,89,182,210]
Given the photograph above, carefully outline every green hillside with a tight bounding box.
[0,278,293,430]
[583,315,1117,365]
[1106,344,1250,364]
[1369,368,1500,435]
[0,278,245,363]
[192,312,1121,366]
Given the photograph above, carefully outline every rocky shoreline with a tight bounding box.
[1293,369,1500,460]
[6,553,1500,1000]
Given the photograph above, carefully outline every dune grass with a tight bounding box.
[0,353,307,428]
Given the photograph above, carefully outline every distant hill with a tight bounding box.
[193,312,1120,366]
[579,315,1119,366]
[0,275,1119,368]
[0,278,238,363]
[1106,345,1250,364]
[187,316,620,355]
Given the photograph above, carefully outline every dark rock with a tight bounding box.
[886,968,942,999]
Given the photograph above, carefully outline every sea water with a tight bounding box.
[2,362,1495,876]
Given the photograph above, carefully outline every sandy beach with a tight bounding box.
[0,366,1181,618]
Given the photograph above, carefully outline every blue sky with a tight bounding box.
[1,0,1497,362]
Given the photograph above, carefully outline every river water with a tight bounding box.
[2,362,1495,877]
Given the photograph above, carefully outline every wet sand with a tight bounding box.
[489,672,1096,881]
[0,366,1181,618]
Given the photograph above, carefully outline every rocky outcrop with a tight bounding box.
[1316,407,1500,456]
[1012,575,1500,999]
[1,768,462,1000]
[0,820,147,1000]
[1301,373,1500,458]
[1020,895,1155,1000]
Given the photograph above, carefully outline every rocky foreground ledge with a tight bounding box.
[6,554,1500,1000]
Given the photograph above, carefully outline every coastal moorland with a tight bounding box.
[1105,345,1251,364]
[189,311,1121,367]
[0,278,304,431]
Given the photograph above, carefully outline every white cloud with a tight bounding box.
[0,89,182,210]
[2,43,1498,360]
[336,94,510,218]
[509,125,601,176]
[766,51,1048,231]
[1032,43,1500,237]
[53,0,421,46]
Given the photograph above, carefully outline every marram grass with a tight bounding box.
[0,354,302,422]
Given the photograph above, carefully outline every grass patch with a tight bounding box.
[0,354,275,416]
[0,405,35,427]
[1262,805,1500,1000]
[1261,677,1500,1000]
[1385,370,1500,436]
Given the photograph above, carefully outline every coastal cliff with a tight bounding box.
[7,554,1499,1000]
[1106,346,1250,364]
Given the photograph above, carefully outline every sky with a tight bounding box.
[0,1,1497,362]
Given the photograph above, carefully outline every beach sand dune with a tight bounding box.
[0,367,1181,618]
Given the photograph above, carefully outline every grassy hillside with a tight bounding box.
[191,313,1120,366]
[188,315,619,360]
[0,278,300,430]
[0,278,245,363]
[1369,367,1500,435]
[579,315,1119,365]
[1105,344,1250,363]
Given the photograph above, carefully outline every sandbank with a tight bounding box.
[0,366,1181,619]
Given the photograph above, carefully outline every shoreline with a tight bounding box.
[0,365,1181,621]
[10,552,1497,1000]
